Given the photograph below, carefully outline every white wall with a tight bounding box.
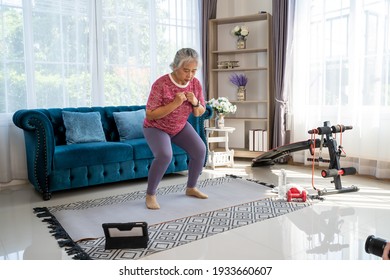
[217,0,272,18]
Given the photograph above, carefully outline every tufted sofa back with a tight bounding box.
[35,105,146,146]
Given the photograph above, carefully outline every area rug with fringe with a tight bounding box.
[33,175,313,260]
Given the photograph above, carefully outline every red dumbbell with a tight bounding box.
[287,187,307,202]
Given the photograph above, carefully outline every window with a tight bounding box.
[0,0,201,112]
[100,0,200,105]
[291,0,390,177]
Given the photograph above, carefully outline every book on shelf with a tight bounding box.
[262,130,268,151]
[249,129,268,152]
[254,129,262,151]
[249,129,255,151]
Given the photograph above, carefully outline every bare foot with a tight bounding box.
[146,194,160,209]
[186,187,208,199]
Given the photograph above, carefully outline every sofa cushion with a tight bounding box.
[62,111,106,144]
[171,144,187,156]
[113,109,146,141]
[54,142,133,169]
[123,138,186,160]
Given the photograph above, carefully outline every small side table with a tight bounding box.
[205,127,235,169]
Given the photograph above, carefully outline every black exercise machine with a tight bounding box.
[252,121,359,196]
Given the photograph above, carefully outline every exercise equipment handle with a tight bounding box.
[331,125,353,133]
[308,124,353,135]
[321,167,356,178]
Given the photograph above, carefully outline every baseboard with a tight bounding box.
[0,179,30,189]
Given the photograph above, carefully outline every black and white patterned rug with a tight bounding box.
[34,176,313,260]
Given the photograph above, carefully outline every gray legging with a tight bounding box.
[143,122,206,195]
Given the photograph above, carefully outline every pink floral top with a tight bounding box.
[143,74,205,136]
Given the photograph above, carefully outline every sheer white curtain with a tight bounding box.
[288,0,390,178]
[0,0,201,184]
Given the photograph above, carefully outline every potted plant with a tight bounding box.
[229,73,248,101]
[207,97,237,129]
[231,25,249,49]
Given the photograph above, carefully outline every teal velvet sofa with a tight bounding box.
[13,105,212,200]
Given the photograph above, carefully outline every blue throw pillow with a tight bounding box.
[113,110,146,141]
[62,111,106,144]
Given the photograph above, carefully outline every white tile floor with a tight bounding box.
[1,160,389,260]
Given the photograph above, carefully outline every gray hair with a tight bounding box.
[169,48,202,70]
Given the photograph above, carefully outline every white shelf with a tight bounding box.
[212,67,268,72]
[207,13,273,158]
[230,100,268,104]
[205,127,235,169]
[210,13,269,24]
[212,48,268,55]
[225,117,269,121]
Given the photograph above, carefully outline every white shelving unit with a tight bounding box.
[208,13,274,158]
[205,127,235,169]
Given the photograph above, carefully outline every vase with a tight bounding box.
[215,113,225,129]
[237,86,246,101]
[236,35,246,49]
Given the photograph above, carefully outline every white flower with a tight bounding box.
[240,28,249,36]
[207,97,237,115]
[231,25,249,38]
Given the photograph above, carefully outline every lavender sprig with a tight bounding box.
[229,73,248,87]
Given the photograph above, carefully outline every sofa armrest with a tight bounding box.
[13,109,55,198]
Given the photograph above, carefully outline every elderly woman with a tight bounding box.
[143,48,208,210]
